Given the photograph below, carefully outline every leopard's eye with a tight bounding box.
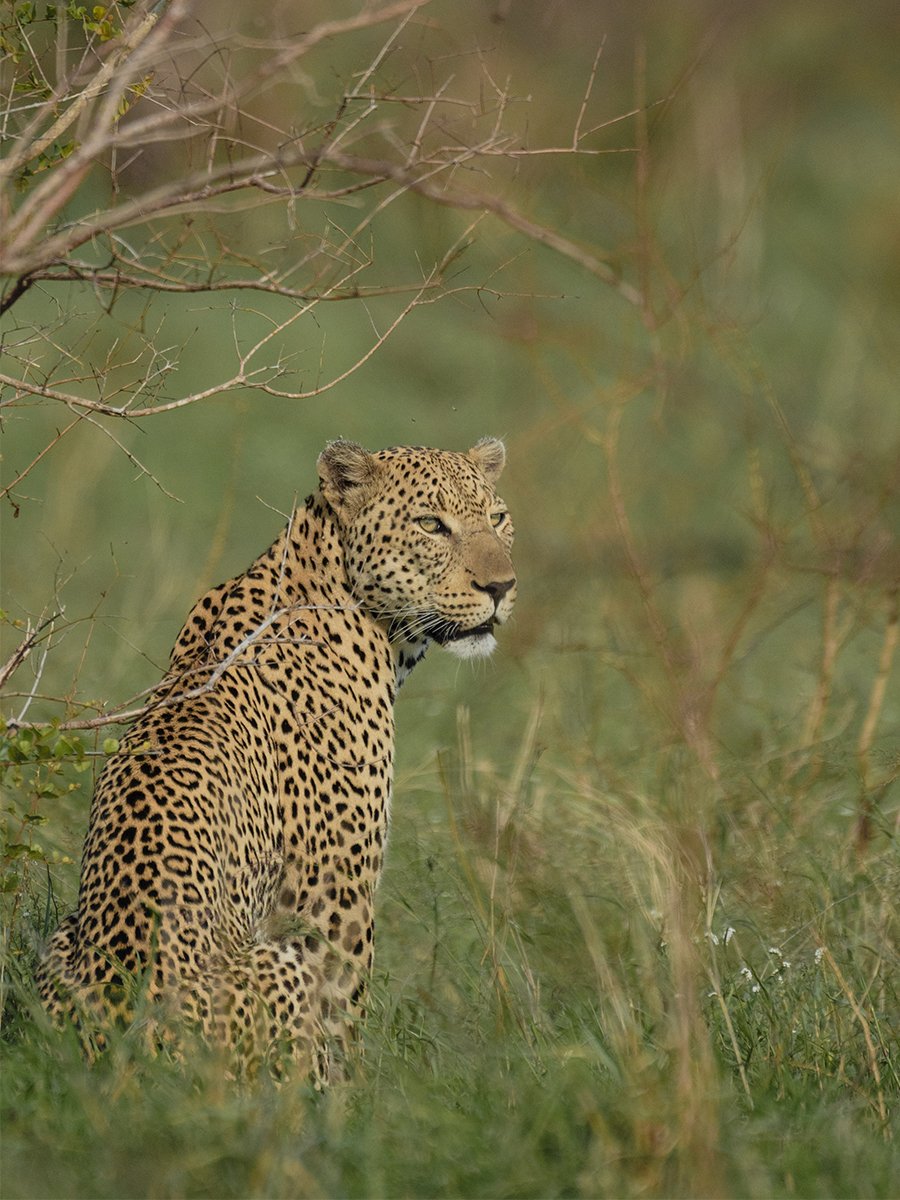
[416,515,450,535]
[490,511,508,528]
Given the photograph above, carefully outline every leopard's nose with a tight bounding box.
[472,577,516,603]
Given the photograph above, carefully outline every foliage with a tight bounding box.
[2,0,899,1197]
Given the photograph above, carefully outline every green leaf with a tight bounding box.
[4,842,44,860]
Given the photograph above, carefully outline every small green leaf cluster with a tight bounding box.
[1,722,101,892]
[13,139,76,191]
[2,0,144,192]
[63,2,135,43]
[0,1,138,103]
[2,1,137,45]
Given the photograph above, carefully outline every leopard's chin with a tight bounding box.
[442,630,498,660]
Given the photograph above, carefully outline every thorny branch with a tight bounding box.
[0,222,480,417]
[0,0,429,269]
[0,0,648,451]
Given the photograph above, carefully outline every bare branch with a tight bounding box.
[7,264,451,302]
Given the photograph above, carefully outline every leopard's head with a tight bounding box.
[318,439,516,660]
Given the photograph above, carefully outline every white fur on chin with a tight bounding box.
[443,632,497,660]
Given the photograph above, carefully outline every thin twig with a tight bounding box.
[14,617,57,725]
[573,39,606,148]
[0,415,83,504]
[0,614,62,692]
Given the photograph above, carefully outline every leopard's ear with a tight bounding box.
[467,437,506,484]
[317,440,379,519]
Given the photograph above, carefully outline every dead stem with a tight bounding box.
[818,944,890,1139]
[856,586,899,850]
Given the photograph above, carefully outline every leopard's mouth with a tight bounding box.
[389,615,496,645]
[431,617,496,645]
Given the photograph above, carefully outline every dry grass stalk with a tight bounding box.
[856,586,899,850]
[817,944,891,1139]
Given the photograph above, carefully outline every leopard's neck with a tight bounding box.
[281,493,429,692]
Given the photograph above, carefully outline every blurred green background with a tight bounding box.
[2,1,899,1196]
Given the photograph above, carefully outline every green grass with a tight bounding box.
[2,714,898,1198]
[2,1,899,1196]
[3,590,897,1196]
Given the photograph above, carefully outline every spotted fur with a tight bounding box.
[36,440,516,1076]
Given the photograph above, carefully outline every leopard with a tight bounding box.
[36,438,516,1078]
